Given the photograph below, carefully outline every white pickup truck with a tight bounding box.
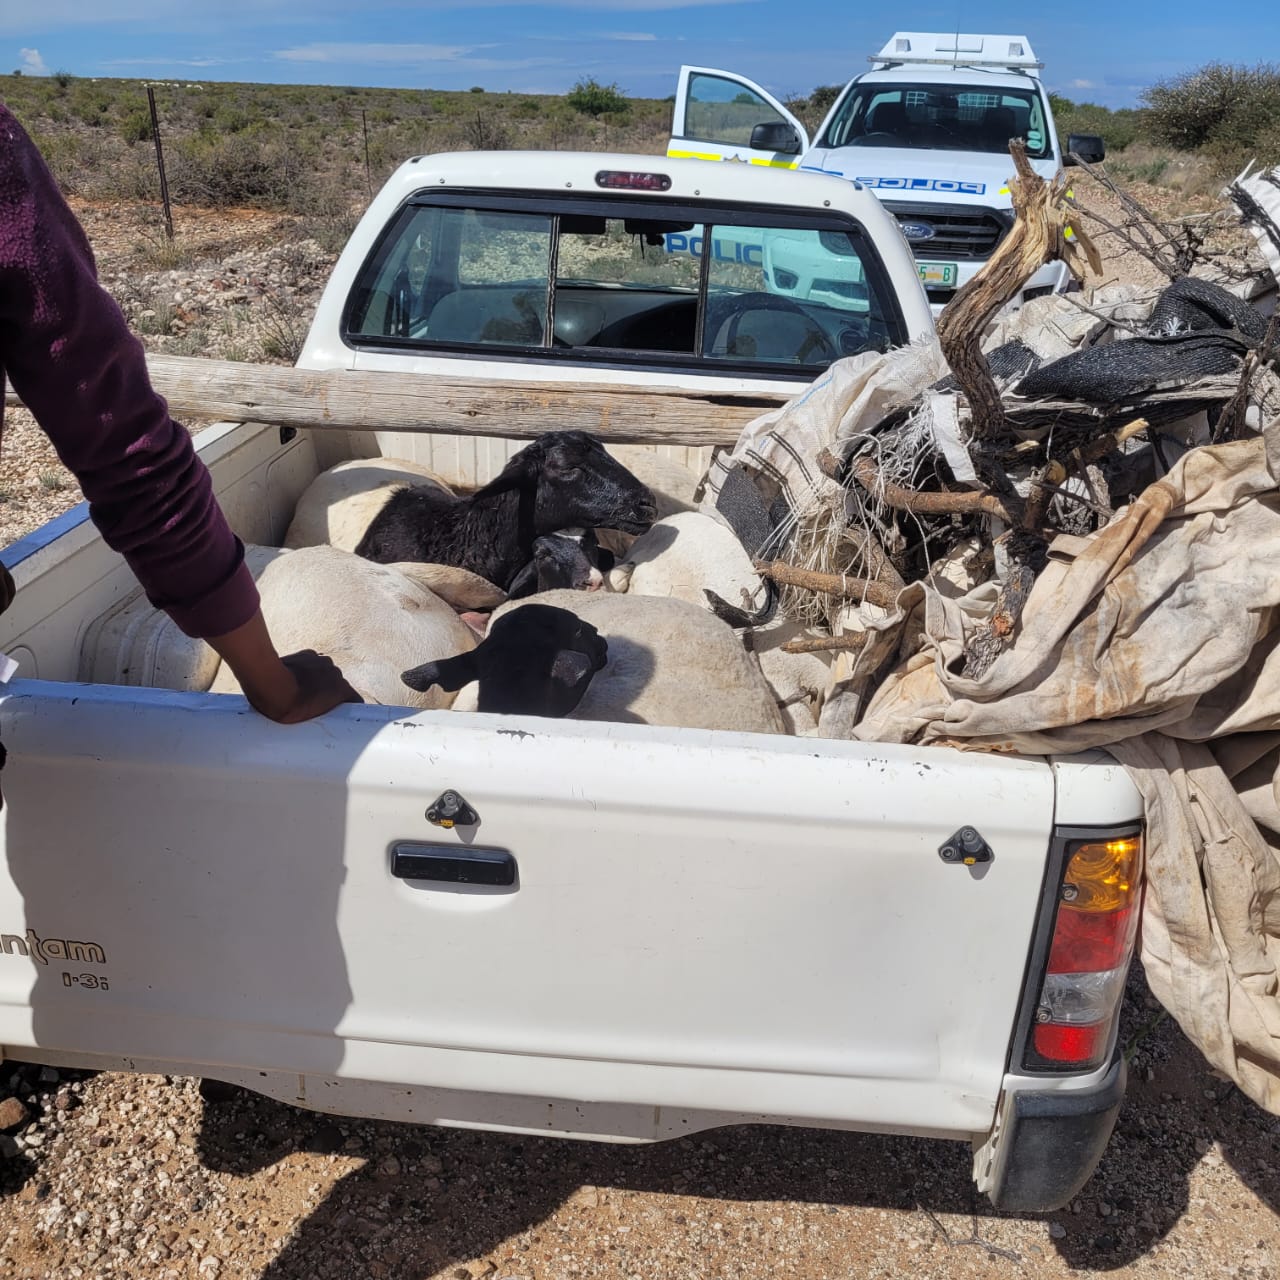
[0,151,1143,1213]
[668,31,1107,314]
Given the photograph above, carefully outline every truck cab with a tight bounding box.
[667,33,1105,314]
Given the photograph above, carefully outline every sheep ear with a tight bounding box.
[473,443,540,499]
[506,559,540,599]
[402,651,478,693]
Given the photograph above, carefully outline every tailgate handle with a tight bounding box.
[391,842,517,887]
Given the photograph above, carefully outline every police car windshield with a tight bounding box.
[821,83,1051,159]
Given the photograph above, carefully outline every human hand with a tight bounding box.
[248,649,364,724]
[207,610,362,724]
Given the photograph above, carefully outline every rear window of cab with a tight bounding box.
[343,193,909,377]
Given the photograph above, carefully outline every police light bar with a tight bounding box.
[870,31,1043,74]
[595,170,672,192]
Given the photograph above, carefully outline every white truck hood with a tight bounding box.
[808,147,1057,208]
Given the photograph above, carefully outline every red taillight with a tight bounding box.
[1026,835,1143,1071]
[1046,904,1133,974]
[1033,1021,1106,1063]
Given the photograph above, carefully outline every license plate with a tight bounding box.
[918,262,958,288]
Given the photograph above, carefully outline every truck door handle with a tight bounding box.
[390,842,517,887]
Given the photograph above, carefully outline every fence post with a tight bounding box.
[361,108,372,197]
[147,86,174,241]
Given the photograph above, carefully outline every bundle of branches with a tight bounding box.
[751,144,1280,683]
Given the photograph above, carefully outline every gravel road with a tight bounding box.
[1,186,1277,1279]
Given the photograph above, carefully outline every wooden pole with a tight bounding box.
[4,354,786,447]
[147,86,174,242]
[361,109,372,198]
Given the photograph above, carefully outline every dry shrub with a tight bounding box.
[1142,62,1280,167]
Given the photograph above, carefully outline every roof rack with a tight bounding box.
[869,32,1044,75]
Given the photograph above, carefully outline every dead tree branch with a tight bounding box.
[753,560,899,610]
[1075,416,1150,465]
[848,455,1014,521]
[962,558,1038,679]
[1216,312,1280,442]
[936,139,1100,442]
[781,633,872,655]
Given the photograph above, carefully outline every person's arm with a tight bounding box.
[0,105,357,721]
[206,613,359,724]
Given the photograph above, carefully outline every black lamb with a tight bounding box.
[355,431,654,593]
[402,603,608,718]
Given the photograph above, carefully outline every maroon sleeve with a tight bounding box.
[0,103,259,639]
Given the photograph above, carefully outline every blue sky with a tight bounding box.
[1,1,1270,108]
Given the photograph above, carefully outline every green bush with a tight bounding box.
[1048,96,1142,154]
[72,91,113,127]
[567,77,629,119]
[120,110,152,144]
[1141,62,1280,154]
[167,133,292,207]
[214,106,254,134]
[809,84,842,116]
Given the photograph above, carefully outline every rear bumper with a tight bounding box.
[982,1051,1127,1212]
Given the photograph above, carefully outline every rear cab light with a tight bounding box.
[1018,828,1144,1074]
[594,170,672,192]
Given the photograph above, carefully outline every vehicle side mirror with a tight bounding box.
[1064,133,1106,166]
[750,121,801,155]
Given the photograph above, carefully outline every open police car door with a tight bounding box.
[668,66,810,169]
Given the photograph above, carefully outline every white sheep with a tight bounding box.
[283,457,454,552]
[749,623,832,735]
[607,511,834,731]
[463,590,785,734]
[209,545,477,710]
[612,511,765,610]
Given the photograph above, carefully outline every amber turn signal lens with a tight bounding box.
[1061,837,1142,913]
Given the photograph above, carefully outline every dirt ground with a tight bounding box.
[1,969,1277,1280]
[1,181,1278,1279]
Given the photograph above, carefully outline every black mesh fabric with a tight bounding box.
[932,338,1042,393]
[1014,333,1244,403]
[1146,276,1270,340]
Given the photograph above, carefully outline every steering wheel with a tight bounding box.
[709,292,839,365]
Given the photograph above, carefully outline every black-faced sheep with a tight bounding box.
[403,603,608,718]
[284,457,456,552]
[507,528,612,597]
[464,590,786,734]
[355,431,656,593]
[615,513,832,732]
[595,445,704,559]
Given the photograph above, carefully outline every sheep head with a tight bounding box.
[402,603,607,718]
[477,431,657,538]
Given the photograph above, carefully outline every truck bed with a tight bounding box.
[0,419,1141,1147]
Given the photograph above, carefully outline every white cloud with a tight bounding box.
[273,41,567,72]
[1069,78,1097,90]
[105,56,229,67]
[275,42,475,64]
[602,31,658,40]
[19,47,49,75]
